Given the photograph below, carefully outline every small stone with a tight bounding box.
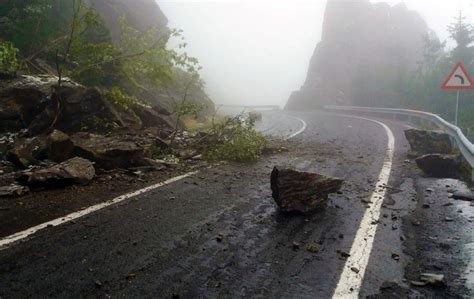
[420,273,445,287]
[410,280,427,287]
[444,217,454,222]
[216,234,224,242]
[426,188,434,192]
[452,191,474,202]
[391,253,400,261]
[95,280,103,288]
[340,251,351,258]
[126,273,136,280]
[351,267,360,274]
[292,241,301,250]
[306,243,321,253]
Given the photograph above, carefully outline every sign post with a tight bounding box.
[441,62,474,126]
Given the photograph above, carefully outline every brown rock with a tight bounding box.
[270,167,343,214]
[6,137,47,168]
[71,133,153,170]
[404,129,453,156]
[415,154,470,180]
[18,157,95,188]
[46,130,74,162]
[0,184,29,197]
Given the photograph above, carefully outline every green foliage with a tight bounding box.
[203,116,268,162]
[103,87,147,123]
[116,18,200,93]
[0,41,19,73]
[448,12,474,66]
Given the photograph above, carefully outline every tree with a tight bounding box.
[448,11,474,67]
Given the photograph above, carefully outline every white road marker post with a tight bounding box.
[455,90,460,126]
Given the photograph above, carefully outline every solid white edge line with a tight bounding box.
[332,115,395,298]
[0,170,199,250]
[285,115,307,140]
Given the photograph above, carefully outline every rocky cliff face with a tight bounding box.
[286,0,429,110]
[88,0,214,115]
[88,0,168,44]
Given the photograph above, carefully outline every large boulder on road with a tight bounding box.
[270,167,344,214]
[415,154,470,180]
[404,129,453,156]
[18,157,95,188]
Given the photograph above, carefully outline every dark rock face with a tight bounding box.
[7,137,47,168]
[18,157,95,188]
[286,0,429,110]
[415,154,470,179]
[28,86,126,136]
[0,75,74,133]
[404,129,453,156]
[0,75,179,137]
[46,130,75,163]
[87,0,168,44]
[270,167,343,214]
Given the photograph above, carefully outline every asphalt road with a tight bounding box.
[0,111,472,298]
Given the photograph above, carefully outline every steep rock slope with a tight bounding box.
[286,0,429,110]
[88,0,214,115]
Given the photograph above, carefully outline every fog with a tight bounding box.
[159,0,474,107]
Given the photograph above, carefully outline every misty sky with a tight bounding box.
[159,0,474,107]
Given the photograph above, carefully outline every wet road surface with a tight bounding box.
[0,110,472,298]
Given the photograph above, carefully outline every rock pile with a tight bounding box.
[404,129,470,180]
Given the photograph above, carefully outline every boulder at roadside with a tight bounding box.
[18,157,95,188]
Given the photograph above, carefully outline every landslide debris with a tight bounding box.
[415,154,470,180]
[404,129,471,181]
[404,129,453,157]
[18,157,95,189]
[270,166,343,214]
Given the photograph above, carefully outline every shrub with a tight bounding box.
[0,41,20,74]
[203,116,268,162]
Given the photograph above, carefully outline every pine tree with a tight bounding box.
[447,11,474,67]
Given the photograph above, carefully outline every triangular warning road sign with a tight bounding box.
[442,63,474,89]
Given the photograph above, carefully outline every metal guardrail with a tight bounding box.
[218,104,280,110]
[324,105,474,182]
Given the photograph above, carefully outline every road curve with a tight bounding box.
[0,110,470,298]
